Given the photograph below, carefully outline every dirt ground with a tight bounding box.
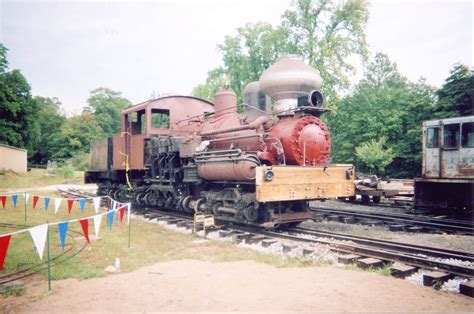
[3,259,473,312]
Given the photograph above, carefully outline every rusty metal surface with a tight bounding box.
[268,115,331,166]
[89,139,108,171]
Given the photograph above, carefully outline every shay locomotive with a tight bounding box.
[85,55,355,227]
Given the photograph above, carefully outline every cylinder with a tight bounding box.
[214,87,237,116]
[197,157,259,181]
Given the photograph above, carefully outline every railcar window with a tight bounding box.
[462,122,474,148]
[151,109,170,129]
[426,127,439,148]
[443,123,460,149]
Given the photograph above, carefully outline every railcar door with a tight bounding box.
[423,123,440,177]
[441,122,461,178]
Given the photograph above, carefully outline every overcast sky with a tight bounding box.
[0,0,472,114]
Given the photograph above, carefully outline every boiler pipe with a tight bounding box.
[199,116,271,136]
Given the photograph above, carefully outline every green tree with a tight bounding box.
[194,0,369,106]
[433,64,473,118]
[0,44,40,156]
[85,87,132,136]
[30,97,66,164]
[327,53,435,177]
[54,112,105,158]
[355,136,394,174]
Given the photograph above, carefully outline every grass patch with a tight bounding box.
[344,262,393,277]
[0,187,323,286]
[0,168,84,190]
[0,285,26,297]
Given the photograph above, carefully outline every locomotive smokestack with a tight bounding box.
[259,55,323,113]
[214,86,237,116]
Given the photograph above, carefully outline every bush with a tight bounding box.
[71,152,90,171]
[57,163,75,179]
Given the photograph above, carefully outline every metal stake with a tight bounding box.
[47,221,51,291]
[24,192,27,222]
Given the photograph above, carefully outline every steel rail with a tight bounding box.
[311,207,474,235]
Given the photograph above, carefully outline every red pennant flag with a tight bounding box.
[0,235,12,271]
[119,206,125,223]
[32,195,39,209]
[67,199,74,213]
[79,219,90,244]
[107,198,111,211]
[0,196,6,209]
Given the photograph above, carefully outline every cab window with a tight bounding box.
[462,122,474,148]
[151,109,170,129]
[426,127,439,148]
[126,109,146,135]
[443,123,460,149]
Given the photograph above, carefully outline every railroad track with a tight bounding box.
[58,188,474,287]
[138,208,474,279]
[310,206,474,235]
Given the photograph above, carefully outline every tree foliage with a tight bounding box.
[0,49,40,156]
[355,136,394,174]
[433,64,473,118]
[54,112,105,159]
[193,0,370,106]
[85,87,132,137]
[30,97,66,164]
[326,53,436,177]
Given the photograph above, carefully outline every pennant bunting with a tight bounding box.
[107,210,115,230]
[0,196,6,209]
[0,235,12,271]
[111,200,115,211]
[44,197,50,211]
[11,194,18,208]
[127,203,131,224]
[24,193,29,205]
[54,198,62,214]
[32,195,39,209]
[79,199,86,213]
[92,197,101,213]
[79,219,90,244]
[29,224,48,260]
[58,222,69,251]
[119,206,125,223]
[67,199,74,213]
[93,214,102,238]
[107,198,111,211]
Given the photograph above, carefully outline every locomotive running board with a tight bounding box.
[255,165,355,202]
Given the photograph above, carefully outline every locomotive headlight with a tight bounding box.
[308,90,324,107]
[264,169,274,181]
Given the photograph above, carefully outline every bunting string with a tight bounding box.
[0,196,131,271]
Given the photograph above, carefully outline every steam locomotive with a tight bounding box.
[85,55,355,227]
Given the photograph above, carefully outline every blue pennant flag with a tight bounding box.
[107,210,115,230]
[58,222,69,251]
[11,194,18,208]
[44,197,50,211]
[79,199,86,213]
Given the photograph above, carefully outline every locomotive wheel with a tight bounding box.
[135,192,145,205]
[244,205,259,223]
[113,189,121,202]
[143,191,158,207]
[372,196,381,204]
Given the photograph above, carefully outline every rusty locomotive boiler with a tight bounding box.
[85,55,355,227]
